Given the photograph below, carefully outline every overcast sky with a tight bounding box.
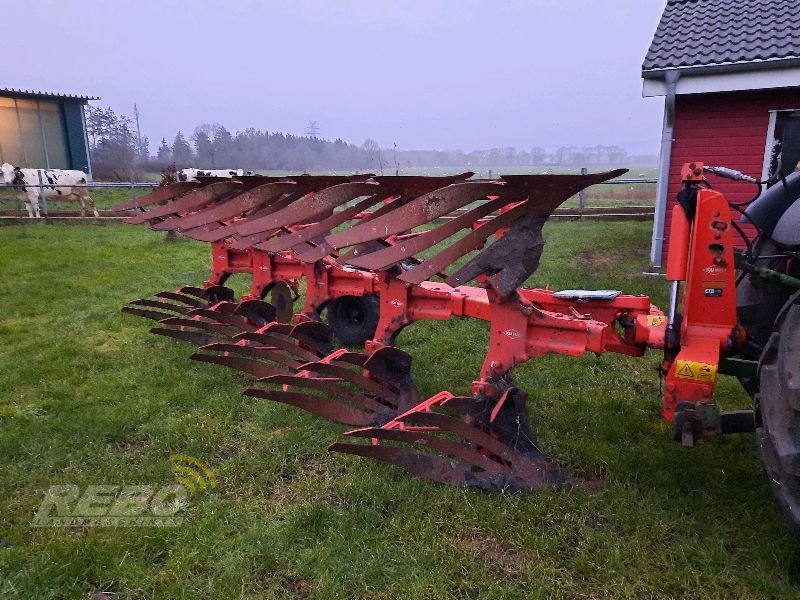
[5,0,667,154]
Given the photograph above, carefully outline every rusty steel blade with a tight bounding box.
[157,317,236,335]
[148,215,185,231]
[125,180,242,224]
[203,300,239,314]
[180,221,240,243]
[227,227,281,250]
[296,227,413,263]
[396,411,560,489]
[244,388,376,426]
[296,361,388,396]
[176,182,297,230]
[399,411,524,461]
[445,211,549,295]
[255,192,389,254]
[233,300,278,326]
[235,182,379,238]
[178,286,210,298]
[225,178,365,247]
[186,308,255,331]
[154,291,206,307]
[372,173,475,198]
[203,285,235,304]
[150,327,218,346]
[327,350,368,367]
[233,331,320,362]
[289,175,372,188]
[224,190,306,248]
[254,323,293,335]
[258,375,387,412]
[127,299,193,314]
[396,170,629,290]
[122,306,179,321]
[344,427,506,473]
[325,182,506,251]
[180,221,227,241]
[328,442,481,486]
[288,321,335,356]
[344,196,509,270]
[450,171,630,294]
[111,182,200,211]
[397,199,532,285]
[362,346,415,377]
[288,179,476,262]
[344,173,477,231]
[499,169,628,205]
[200,342,304,369]
[190,352,284,378]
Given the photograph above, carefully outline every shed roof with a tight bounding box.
[0,87,98,101]
[643,0,800,77]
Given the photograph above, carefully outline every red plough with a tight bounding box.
[116,161,800,533]
[118,169,668,490]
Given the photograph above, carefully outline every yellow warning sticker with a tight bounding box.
[646,315,667,327]
[674,360,717,383]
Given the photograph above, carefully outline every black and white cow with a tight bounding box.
[0,163,98,218]
[177,168,255,182]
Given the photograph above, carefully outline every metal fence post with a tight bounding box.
[578,167,587,215]
[130,170,137,202]
[36,169,48,217]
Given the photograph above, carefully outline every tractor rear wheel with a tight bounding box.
[757,294,800,529]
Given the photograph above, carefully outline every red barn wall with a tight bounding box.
[662,87,800,261]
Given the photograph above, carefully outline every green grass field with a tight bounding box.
[1,221,797,599]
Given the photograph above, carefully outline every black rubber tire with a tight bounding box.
[757,295,800,529]
[326,294,380,346]
[736,239,795,358]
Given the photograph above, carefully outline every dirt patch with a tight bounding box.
[112,438,146,452]
[569,471,607,494]
[576,251,617,269]
[452,529,529,577]
[281,575,313,598]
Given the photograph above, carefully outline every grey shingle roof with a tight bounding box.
[643,0,800,76]
[0,87,98,101]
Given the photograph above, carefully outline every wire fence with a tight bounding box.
[0,171,159,215]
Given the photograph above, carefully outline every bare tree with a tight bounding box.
[362,138,386,174]
[606,145,627,165]
[530,146,547,164]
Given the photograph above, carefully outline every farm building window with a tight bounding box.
[766,110,800,180]
[0,97,70,169]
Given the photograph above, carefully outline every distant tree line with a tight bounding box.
[86,105,643,179]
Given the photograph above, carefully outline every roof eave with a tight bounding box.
[0,87,99,102]
[642,56,800,79]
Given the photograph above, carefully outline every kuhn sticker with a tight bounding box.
[389,299,404,307]
[503,329,521,338]
[702,265,727,275]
